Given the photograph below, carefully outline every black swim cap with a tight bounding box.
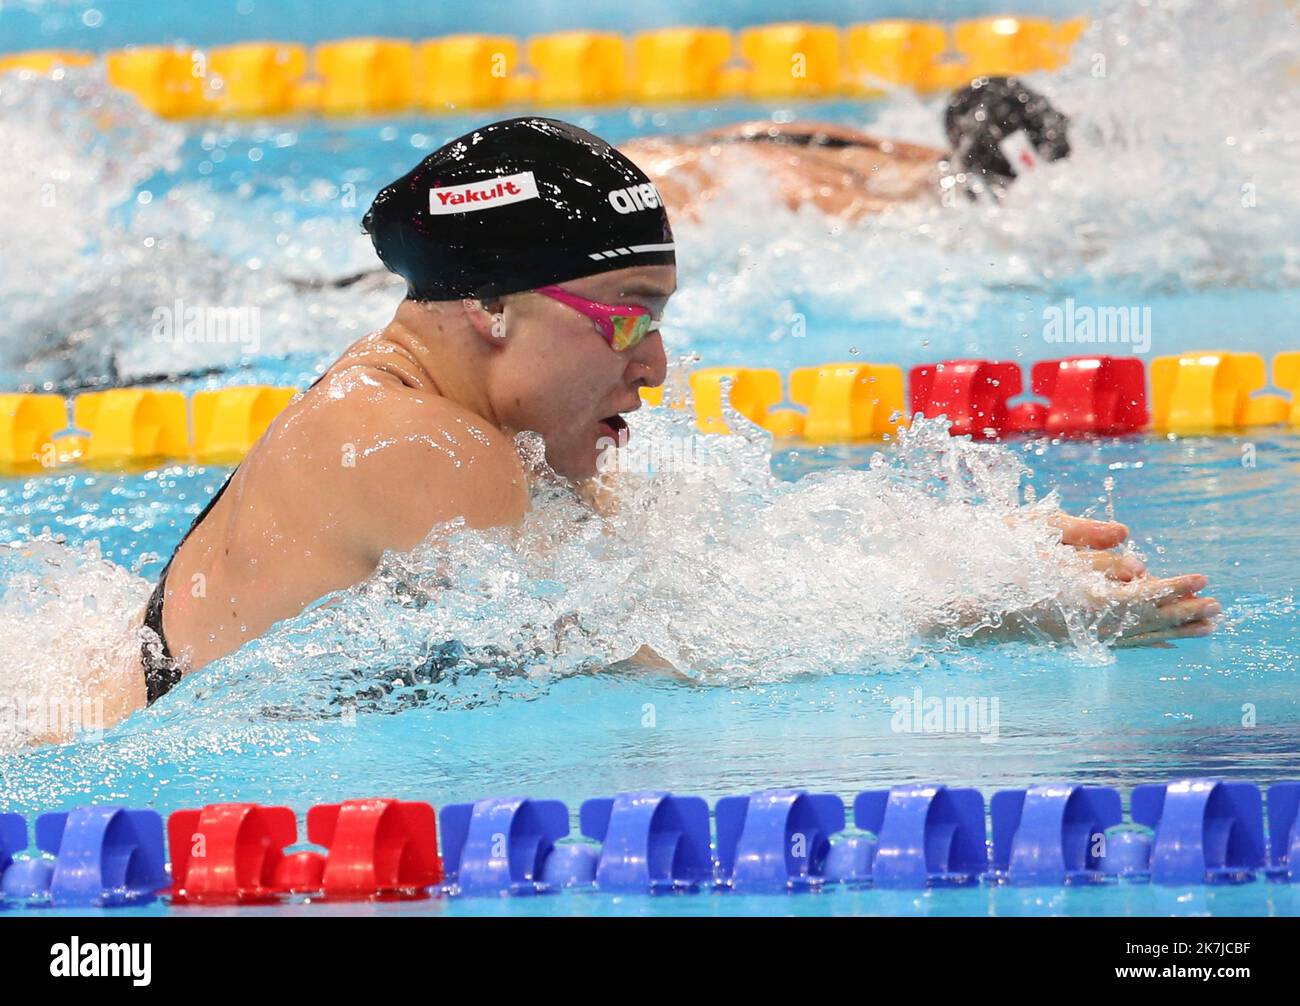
[944,76,1070,186]
[362,117,676,302]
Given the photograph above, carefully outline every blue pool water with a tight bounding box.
[1,0,1298,915]
[2,427,1296,916]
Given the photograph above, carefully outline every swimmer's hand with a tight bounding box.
[577,476,621,517]
[1000,570,1219,647]
[975,512,1220,646]
[1052,512,1219,643]
[1049,513,1146,581]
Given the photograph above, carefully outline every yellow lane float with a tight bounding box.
[737,22,842,98]
[527,32,629,105]
[0,394,67,467]
[1150,352,1288,433]
[73,389,189,462]
[418,35,520,110]
[788,362,906,442]
[314,38,415,115]
[208,42,307,116]
[192,386,298,461]
[631,28,732,102]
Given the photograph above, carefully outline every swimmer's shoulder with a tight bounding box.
[258,344,530,557]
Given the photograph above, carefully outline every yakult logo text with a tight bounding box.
[608,183,662,214]
[428,171,539,214]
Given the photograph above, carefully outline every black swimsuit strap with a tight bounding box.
[140,372,322,704]
[142,466,238,703]
[141,578,179,704]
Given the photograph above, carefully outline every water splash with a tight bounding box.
[667,0,1300,347]
[110,403,1152,728]
[0,62,179,372]
[0,64,397,389]
[0,399,1158,754]
[4,0,1298,385]
[0,536,150,753]
[930,0,1300,290]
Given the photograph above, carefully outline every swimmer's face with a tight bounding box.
[489,264,674,479]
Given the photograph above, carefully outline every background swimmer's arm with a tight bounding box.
[285,269,388,291]
[623,124,945,222]
[690,120,946,160]
[618,140,716,222]
[606,643,694,682]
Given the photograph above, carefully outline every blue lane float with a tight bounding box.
[1267,781,1300,881]
[0,806,169,906]
[579,791,712,892]
[538,839,600,888]
[0,813,50,901]
[1131,779,1267,884]
[0,813,24,868]
[857,784,987,887]
[990,784,1122,885]
[1099,824,1156,879]
[39,807,169,906]
[439,796,571,896]
[2,778,1298,905]
[823,832,877,885]
[714,789,844,891]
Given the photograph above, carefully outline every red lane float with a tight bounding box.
[1031,355,1148,435]
[167,798,441,902]
[909,356,1149,438]
[307,798,442,897]
[908,359,1040,438]
[168,803,297,904]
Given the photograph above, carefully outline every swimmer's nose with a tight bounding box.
[626,331,667,390]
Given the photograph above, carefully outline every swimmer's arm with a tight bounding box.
[691,120,945,160]
[691,119,864,142]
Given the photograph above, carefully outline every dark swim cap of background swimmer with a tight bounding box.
[362,117,675,301]
[944,76,1071,187]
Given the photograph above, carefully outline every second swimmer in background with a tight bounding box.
[620,75,1070,220]
[303,75,1070,296]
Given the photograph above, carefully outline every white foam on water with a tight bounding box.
[0,0,1287,757]
[0,64,398,387]
[667,0,1300,346]
[0,537,151,753]
[2,0,1298,383]
[124,406,1148,729]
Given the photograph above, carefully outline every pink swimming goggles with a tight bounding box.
[535,285,661,352]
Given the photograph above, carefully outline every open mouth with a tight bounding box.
[597,413,630,443]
